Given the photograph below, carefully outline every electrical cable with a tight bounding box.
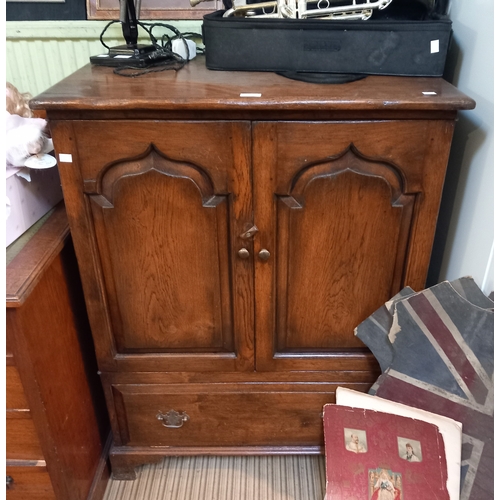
[97,21,204,77]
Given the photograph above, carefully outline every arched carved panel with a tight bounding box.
[91,144,225,208]
[88,146,234,354]
[275,146,416,352]
[283,144,409,205]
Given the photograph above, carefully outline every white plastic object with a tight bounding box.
[171,39,197,60]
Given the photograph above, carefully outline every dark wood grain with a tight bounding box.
[33,60,474,476]
[50,120,255,373]
[252,120,454,371]
[279,171,404,346]
[99,369,379,386]
[92,160,231,353]
[111,381,371,446]
[30,57,475,116]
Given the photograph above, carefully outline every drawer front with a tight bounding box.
[6,465,55,500]
[112,383,343,447]
[6,418,44,460]
[6,366,29,410]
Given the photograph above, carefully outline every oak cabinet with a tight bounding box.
[31,57,474,479]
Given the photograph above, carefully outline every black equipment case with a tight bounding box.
[202,11,452,78]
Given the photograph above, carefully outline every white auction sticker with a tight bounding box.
[240,93,262,97]
[59,153,73,163]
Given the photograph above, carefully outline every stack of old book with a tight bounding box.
[324,277,493,500]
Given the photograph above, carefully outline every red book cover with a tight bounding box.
[323,404,450,500]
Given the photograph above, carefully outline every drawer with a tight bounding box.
[112,383,338,447]
[6,417,44,460]
[6,366,29,410]
[6,325,15,365]
[6,465,55,500]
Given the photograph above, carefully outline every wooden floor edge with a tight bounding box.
[87,432,113,500]
[110,444,326,457]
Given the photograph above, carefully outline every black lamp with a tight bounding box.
[90,0,168,67]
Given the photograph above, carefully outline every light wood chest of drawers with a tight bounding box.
[6,203,110,500]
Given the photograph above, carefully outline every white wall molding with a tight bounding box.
[6,20,202,40]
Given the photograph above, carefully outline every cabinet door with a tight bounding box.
[253,120,455,372]
[52,121,254,373]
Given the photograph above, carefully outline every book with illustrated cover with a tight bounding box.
[323,404,450,500]
[335,387,462,500]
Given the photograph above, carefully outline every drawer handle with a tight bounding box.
[156,410,190,428]
[6,475,13,490]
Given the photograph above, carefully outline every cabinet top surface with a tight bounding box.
[31,56,475,114]
[6,202,69,307]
